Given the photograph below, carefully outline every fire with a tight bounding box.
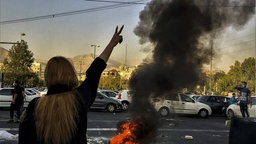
[110,121,139,144]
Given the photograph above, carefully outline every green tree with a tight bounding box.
[216,75,233,95]
[1,40,37,87]
[228,61,242,84]
[99,76,121,90]
[241,57,255,92]
[213,71,226,94]
[216,57,256,94]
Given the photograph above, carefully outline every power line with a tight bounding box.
[0,0,144,25]
[0,0,255,25]
[87,0,255,7]
[85,0,147,5]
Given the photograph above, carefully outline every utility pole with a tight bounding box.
[210,39,213,95]
[91,44,100,59]
[125,43,127,66]
[255,15,256,94]
[20,32,26,40]
[79,61,83,81]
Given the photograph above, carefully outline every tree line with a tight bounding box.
[0,40,255,95]
[0,40,43,87]
[199,57,255,95]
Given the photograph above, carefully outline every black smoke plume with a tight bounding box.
[127,0,255,143]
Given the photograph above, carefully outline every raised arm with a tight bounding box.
[99,25,124,62]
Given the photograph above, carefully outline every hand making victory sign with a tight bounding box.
[99,25,124,62]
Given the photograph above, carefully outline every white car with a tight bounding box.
[25,88,41,96]
[226,96,256,119]
[115,90,132,111]
[98,89,118,99]
[0,87,39,108]
[38,87,48,96]
[152,93,212,118]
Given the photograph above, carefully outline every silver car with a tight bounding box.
[90,91,123,112]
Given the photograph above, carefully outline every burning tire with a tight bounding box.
[198,109,208,118]
[107,104,116,112]
[159,107,169,117]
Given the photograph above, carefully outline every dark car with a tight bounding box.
[90,91,123,112]
[197,95,230,115]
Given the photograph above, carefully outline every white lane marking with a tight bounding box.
[0,127,229,133]
[0,128,19,131]
[88,128,229,133]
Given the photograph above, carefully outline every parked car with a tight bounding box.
[25,88,41,96]
[187,94,201,100]
[38,87,48,96]
[152,93,212,118]
[115,90,132,111]
[226,96,256,119]
[0,87,39,108]
[90,91,123,112]
[98,89,118,99]
[197,95,230,115]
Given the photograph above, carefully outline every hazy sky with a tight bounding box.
[0,0,148,64]
[0,0,255,72]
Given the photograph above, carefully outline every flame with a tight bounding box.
[110,121,139,144]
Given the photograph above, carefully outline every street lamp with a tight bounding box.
[91,44,100,59]
[0,32,25,44]
[20,32,26,40]
[0,42,19,44]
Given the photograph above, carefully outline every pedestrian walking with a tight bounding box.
[19,25,124,144]
[235,81,251,118]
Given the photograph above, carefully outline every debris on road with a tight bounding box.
[184,135,193,140]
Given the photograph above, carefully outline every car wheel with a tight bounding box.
[122,102,129,111]
[159,107,169,117]
[107,104,116,112]
[199,109,208,118]
[227,110,234,119]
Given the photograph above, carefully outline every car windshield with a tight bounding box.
[197,96,208,101]
[180,94,194,103]
[164,93,179,101]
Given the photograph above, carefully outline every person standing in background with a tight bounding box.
[229,93,237,105]
[13,80,25,122]
[235,81,251,118]
[7,89,16,123]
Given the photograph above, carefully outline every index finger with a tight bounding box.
[118,25,124,34]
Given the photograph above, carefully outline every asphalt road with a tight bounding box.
[0,109,231,144]
[87,111,230,144]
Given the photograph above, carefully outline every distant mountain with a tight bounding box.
[70,54,123,73]
[0,47,9,62]
[1,49,123,74]
[36,54,123,74]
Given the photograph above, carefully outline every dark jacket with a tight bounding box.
[19,57,106,144]
[235,86,251,104]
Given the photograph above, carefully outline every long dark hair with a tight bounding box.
[35,56,80,143]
